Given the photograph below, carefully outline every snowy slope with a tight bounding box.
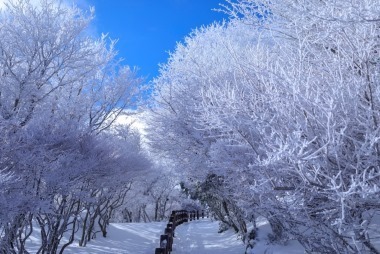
[26,219,305,253]
[26,222,166,254]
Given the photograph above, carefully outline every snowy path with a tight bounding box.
[172,219,245,253]
[172,219,304,254]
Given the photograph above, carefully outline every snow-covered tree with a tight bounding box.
[148,0,380,252]
[0,0,149,252]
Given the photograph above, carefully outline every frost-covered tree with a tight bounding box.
[0,0,149,253]
[148,0,380,252]
[113,168,184,223]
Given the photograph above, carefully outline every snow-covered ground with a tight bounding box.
[26,222,165,254]
[172,220,246,253]
[26,219,305,253]
[174,219,304,254]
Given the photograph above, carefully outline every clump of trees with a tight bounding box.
[111,169,186,224]
[0,0,151,253]
[148,0,380,253]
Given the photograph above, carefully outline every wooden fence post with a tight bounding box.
[155,247,166,254]
[160,234,170,253]
[184,210,188,223]
[164,227,173,251]
[169,215,176,230]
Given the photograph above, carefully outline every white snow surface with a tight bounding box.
[26,219,305,253]
[172,220,246,253]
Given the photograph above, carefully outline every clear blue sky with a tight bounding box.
[86,0,227,81]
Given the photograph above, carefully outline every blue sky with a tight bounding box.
[86,0,227,81]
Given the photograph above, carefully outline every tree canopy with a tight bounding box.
[148,0,380,252]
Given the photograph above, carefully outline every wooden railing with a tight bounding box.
[154,210,206,254]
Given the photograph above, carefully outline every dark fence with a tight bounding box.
[154,210,206,254]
